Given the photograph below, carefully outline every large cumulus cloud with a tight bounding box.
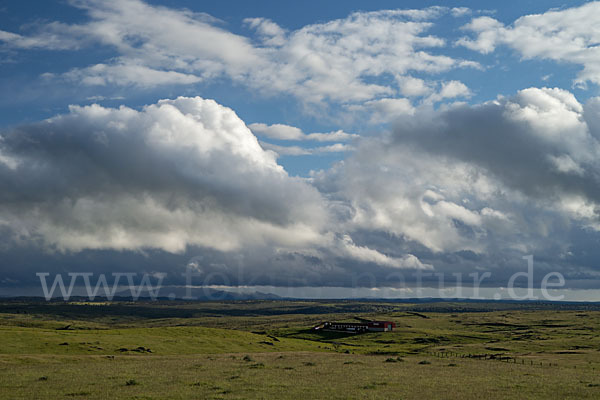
[0,96,430,289]
[391,88,600,227]
[313,87,600,286]
[0,97,327,253]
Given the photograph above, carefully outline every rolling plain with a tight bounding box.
[1,300,599,399]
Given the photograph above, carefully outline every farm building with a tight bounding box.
[313,320,395,333]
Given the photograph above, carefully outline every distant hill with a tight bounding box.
[111,286,283,301]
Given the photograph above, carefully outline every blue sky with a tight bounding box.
[1,1,600,299]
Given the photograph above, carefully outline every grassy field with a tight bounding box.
[0,300,599,399]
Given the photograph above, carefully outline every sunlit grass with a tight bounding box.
[0,301,599,399]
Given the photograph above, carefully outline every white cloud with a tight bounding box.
[456,16,504,53]
[352,98,416,124]
[338,234,432,269]
[63,63,203,87]
[0,97,327,253]
[439,80,472,98]
[314,87,600,267]
[0,0,479,107]
[397,76,433,97]
[548,154,584,176]
[314,152,496,254]
[0,150,18,170]
[306,130,359,142]
[451,7,471,17]
[249,123,304,140]
[426,80,472,103]
[249,123,358,142]
[371,6,448,21]
[457,2,600,87]
[244,17,287,46]
[0,23,89,50]
[260,141,352,156]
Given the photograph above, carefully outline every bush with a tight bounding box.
[125,379,138,386]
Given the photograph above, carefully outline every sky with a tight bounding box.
[1,0,600,300]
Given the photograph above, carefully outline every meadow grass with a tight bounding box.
[2,352,599,399]
[0,300,599,399]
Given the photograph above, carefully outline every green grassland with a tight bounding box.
[0,300,599,399]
